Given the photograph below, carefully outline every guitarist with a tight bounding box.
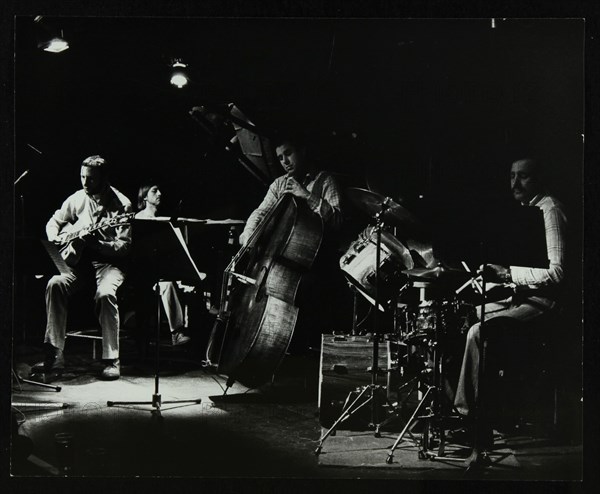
[39,155,133,380]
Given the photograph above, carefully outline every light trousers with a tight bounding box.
[453,297,548,417]
[45,262,125,360]
[158,281,184,333]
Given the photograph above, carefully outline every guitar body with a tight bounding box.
[54,213,134,267]
[56,218,92,267]
[217,195,323,388]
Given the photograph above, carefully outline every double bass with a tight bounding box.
[212,179,323,389]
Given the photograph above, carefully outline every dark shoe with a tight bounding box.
[171,331,191,346]
[32,345,65,374]
[447,428,473,447]
[465,449,492,476]
[101,359,120,380]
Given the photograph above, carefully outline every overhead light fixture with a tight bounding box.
[34,17,69,53]
[39,36,70,53]
[170,59,189,88]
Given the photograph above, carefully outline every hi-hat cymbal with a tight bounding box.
[402,265,470,282]
[346,187,422,231]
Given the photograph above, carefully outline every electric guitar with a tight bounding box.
[53,212,134,267]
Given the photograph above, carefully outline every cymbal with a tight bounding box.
[346,187,422,230]
[402,265,470,282]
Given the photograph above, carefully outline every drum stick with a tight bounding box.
[471,276,484,294]
[459,261,483,294]
[455,278,473,294]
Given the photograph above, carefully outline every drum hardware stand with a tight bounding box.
[372,370,423,441]
[349,282,359,336]
[107,220,202,417]
[315,199,395,455]
[386,292,466,464]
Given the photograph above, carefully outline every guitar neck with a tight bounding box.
[58,213,132,244]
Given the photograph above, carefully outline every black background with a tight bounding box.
[2,1,597,492]
[14,17,583,239]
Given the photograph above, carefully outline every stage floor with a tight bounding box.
[10,338,583,481]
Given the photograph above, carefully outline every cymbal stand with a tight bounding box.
[315,200,393,455]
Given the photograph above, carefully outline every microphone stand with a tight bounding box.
[14,164,63,394]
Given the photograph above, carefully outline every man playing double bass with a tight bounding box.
[239,135,343,246]
[237,133,344,351]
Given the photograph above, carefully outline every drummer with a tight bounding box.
[238,131,346,350]
[453,157,567,466]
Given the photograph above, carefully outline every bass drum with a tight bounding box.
[339,227,413,311]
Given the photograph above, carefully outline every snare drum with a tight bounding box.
[340,227,413,311]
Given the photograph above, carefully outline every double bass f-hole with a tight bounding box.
[254,266,269,302]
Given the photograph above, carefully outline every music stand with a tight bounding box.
[106,219,203,416]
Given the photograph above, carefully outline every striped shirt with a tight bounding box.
[510,193,567,297]
[240,171,343,245]
[46,186,133,259]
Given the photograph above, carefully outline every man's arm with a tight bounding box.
[46,197,77,241]
[510,204,567,287]
[239,179,283,246]
[89,204,134,257]
[304,174,343,231]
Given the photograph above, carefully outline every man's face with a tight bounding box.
[145,185,162,207]
[276,142,306,177]
[510,160,539,204]
[80,166,106,196]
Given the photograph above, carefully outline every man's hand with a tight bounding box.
[479,264,510,283]
[74,230,97,249]
[284,176,310,200]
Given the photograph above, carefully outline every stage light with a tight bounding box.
[39,36,70,53]
[34,18,69,53]
[170,60,189,88]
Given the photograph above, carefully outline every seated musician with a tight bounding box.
[37,155,133,380]
[238,132,344,349]
[134,183,191,346]
[454,158,567,465]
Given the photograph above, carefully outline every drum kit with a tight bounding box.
[316,187,479,463]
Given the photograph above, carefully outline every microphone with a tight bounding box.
[26,143,43,155]
[14,169,29,186]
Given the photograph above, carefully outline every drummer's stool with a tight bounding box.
[488,311,566,436]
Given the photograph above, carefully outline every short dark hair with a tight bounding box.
[512,157,545,182]
[137,182,159,210]
[81,155,108,176]
[272,130,309,150]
